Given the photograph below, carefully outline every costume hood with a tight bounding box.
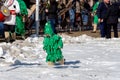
[44,21,54,36]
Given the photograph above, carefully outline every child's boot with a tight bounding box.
[48,61,54,65]
[4,31,10,43]
[11,32,16,42]
[59,59,65,65]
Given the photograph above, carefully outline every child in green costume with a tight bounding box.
[43,21,64,65]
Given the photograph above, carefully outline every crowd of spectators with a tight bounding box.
[0,0,120,40]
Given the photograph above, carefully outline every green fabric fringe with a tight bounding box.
[43,21,64,63]
[15,0,28,35]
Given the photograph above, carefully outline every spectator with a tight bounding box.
[57,0,66,30]
[91,0,99,33]
[68,0,75,32]
[81,0,91,30]
[0,22,4,37]
[105,0,120,38]
[97,0,110,37]
[84,0,91,12]
[75,0,83,30]
[46,0,58,34]
[68,6,75,33]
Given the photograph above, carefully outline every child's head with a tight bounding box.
[44,21,54,36]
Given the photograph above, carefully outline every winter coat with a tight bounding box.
[48,1,58,19]
[97,2,110,19]
[105,3,120,24]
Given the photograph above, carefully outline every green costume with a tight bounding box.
[15,0,28,35]
[92,1,99,24]
[43,21,64,63]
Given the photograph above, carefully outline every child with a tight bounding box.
[43,21,64,65]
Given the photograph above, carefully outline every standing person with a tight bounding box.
[91,0,99,33]
[3,0,20,43]
[67,0,75,33]
[105,0,120,39]
[81,0,91,30]
[57,0,66,30]
[15,0,28,40]
[75,0,82,30]
[43,21,64,65]
[46,0,58,34]
[69,5,75,32]
[3,0,28,42]
[97,0,110,37]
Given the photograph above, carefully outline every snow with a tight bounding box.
[0,34,120,80]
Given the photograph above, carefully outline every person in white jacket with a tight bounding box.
[4,0,20,42]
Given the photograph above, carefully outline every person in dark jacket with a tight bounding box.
[46,0,58,34]
[97,0,110,37]
[105,0,120,38]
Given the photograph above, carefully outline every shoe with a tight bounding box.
[5,38,10,43]
[68,31,73,34]
[91,31,96,33]
[59,59,65,65]
[10,39,15,43]
[21,36,25,40]
[48,62,54,65]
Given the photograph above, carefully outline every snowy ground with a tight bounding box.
[0,34,120,80]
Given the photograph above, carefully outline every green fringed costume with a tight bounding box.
[15,0,28,35]
[92,1,99,24]
[43,21,64,63]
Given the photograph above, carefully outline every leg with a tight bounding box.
[10,25,16,42]
[106,24,111,39]
[11,32,16,41]
[47,61,54,65]
[99,22,106,37]
[92,24,97,33]
[113,24,118,38]
[59,58,65,65]
[4,24,10,42]
[92,15,98,33]
[49,19,56,34]
[4,32,10,42]
[68,22,72,33]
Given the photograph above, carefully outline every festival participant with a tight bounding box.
[3,0,28,42]
[43,21,64,65]
[3,0,20,42]
[91,0,99,33]
[15,0,28,40]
